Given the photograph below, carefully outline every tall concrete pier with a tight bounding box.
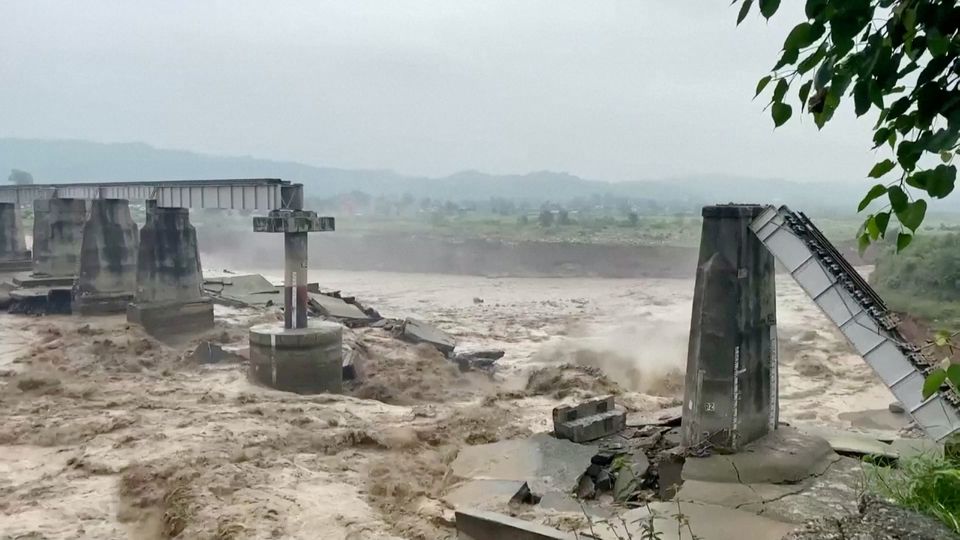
[681,204,777,452]
[249,184,340,393]
[31,198,88,278]
[73,199,139,314]
[0,202,31,271]
[127,201,213,336]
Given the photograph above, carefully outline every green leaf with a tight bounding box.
[805,0,827,19]
[759,0,780,19]
[859,184,888,211]
[737,0,754,25]
[853,80,870,116]
[942,151,953,163]
[772,79,789,103]
[813,61,832,90]
[948,365,960,387]
[771,102,792,127]
[875,211,890,238]
[857,231,871,255]
[873,128,891,149]
[755,75,772,98]
[888,97,911,119]
[784,22,823,52]
[927,29,951,56]
[868,160,895,179]
[898,199,927,232]
[888,185,908,212]
[897,140,923,171]
[923,368,948,399]
[897,232,912,252]
[866,215,880,240]
[927,165,957,199]
[798,81,812,112]
[935,330,951,347]
[797,46,826,75]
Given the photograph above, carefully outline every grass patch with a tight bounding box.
[867,453,960,534]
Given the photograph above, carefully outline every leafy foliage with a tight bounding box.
[737,0,960,251]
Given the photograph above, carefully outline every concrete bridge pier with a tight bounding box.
[0,202,31,271]
[28,198,88,283]
[681,204,777,453]
[73,199,139,315]
[127,201,213,336]
[248,184,340,394]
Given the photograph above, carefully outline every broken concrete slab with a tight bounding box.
[797,426,899,460]
[888,437,943,460]
[754,456,864,524]
[452,347,505,372]
[677,479,805,512]
[451,433,596,497]
[307,292,372,322]
[836,407,910,433]
[203,274,280,308]
[443,479,528,510]
[401,318,456,355]
[587,501,795,540]
[682,427,838,485]
[455,509,575,540]
[553,396,626,443]
[625,405,683,428]
[612,452,650,502]
[658,447,686,500]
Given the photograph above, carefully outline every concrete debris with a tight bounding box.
[657,447,686,500]
[8,287,72,315]
[203,274,278,308]
[455,509,575,540]
[451,433,596,498]
[400,317,456,356]
[307,292,372,323]
[553,396,626,443]
[452,346,505,372]
[189,342,244,364]
[784,495,960,540]
[683,427,837,485]
[472,297,484,304]
[613,452,650,502]
[888,401,906,414]
[797,426,899,460]
[443,479,529,510]
[626,405,683,428]
[576,474,596,500]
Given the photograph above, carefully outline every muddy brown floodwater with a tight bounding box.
[0,269,897,539]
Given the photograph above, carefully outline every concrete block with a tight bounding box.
[127,299,214,337]
[553,396,626,442]
[402,317,456,355]
[455,509,575,540]
[249,321,343,394]
[133,202,205,305]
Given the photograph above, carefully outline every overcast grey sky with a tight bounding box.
[0,1,882,183]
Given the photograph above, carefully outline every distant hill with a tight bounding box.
[0,137,907,213]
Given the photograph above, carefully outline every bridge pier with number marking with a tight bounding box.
[248,184,340,394]
[127,201,213,337]
[681,204,778,453]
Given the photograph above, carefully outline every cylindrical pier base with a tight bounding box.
[249,320,343,394]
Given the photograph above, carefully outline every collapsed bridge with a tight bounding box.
[683,204,960,449]
[0,178,334,337]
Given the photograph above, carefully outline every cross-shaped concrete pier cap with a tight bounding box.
[252,184,335,329]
